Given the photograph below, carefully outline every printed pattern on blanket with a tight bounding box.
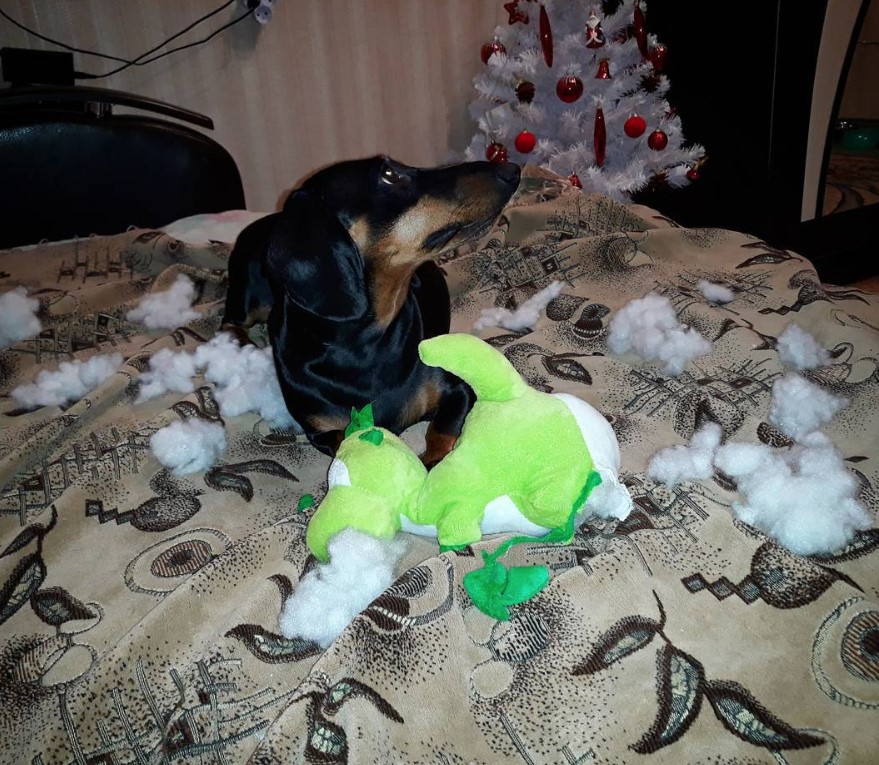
[1,166,877,764]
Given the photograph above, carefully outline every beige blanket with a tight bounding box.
[1,167,878,764]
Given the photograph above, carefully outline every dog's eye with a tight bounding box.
[380,166,403,186]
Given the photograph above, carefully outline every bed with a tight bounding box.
[1,96,878,765]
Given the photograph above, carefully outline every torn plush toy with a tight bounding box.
[279,333,632,647]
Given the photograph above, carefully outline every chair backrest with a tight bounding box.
[0,86,245,249]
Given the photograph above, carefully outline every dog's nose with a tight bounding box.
[495,161,521,187]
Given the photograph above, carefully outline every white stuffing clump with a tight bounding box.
[714,432,871,556]
[647,422,723,487]
[776,323,831,370]
[278,529,407,648]
[136,347,199,400]
[769,373,848,441]
[137,332,296,429]
[607,291,712,375]
[0,287,42,350]
[644,371,870,556]
[126,275,200,329]
[474,281,564,332]
[12,353,123,408]
[150,419,226,476]
[696,279,735,304]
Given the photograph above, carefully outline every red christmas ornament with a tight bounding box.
[584,10,606,48]
[633,1,649,58]
[649,43,668,72]
[503,0,529,24]
[486,142,508,163]
[624,114,647,138]
[538,4,553,67]
[516,80,536,103]
[481,38,507,64]
[686,166,701,182]
[556,75,583,103]
[568,173,583,189]
[647,129,668,150]
[595,59,611,79]
[594,107,606,167]
[514,130,537,153]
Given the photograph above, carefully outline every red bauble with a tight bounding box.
[686,166,701,181]
[647,129,668,151]
[481,38,507,64]
[568,173,582,189]
[514,130,537,153]
[556,75,583,103]
[649,43,668,72]
[595,59,611,80]
[516,80,536,103]
[486,142,508,163]
[624,114,647,138]
[594,107,606,167]
[538,3,553,67]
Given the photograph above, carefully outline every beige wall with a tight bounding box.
[2,1,506,211]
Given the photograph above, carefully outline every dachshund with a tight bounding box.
[220,155,520,464]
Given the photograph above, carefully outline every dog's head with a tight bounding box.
[265,156,520,324]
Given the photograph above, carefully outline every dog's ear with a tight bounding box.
[264,190,368,320]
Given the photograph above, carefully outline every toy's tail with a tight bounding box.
[419,333,529,402]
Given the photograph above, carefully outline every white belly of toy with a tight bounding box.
[480,495,551,536]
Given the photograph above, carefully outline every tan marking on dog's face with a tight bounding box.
[386,200,451,258]
[347,217,371,253]
[370,260,419,328]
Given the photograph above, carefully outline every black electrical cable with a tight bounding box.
[79,7,253,79]
[0,1,246,79]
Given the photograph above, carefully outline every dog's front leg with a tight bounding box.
[421,375,475,468]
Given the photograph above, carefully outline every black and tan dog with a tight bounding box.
[221,155,520,463]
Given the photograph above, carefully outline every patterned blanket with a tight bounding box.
[1,167,878,764]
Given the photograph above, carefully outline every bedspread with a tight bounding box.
[1,167,878,764]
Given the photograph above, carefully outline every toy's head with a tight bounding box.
[305,404,427,562]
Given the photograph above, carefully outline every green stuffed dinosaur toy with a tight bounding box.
[280,333,632,646]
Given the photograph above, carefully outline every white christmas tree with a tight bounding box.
[463,0,705,201]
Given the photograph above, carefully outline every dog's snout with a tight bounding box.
[495,161,521,188]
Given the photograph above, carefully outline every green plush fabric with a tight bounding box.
[306,426,427,562]
[415,333,597,548]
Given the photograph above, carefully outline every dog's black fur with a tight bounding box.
[221,155,520,462]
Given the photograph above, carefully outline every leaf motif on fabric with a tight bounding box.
[205,459,298,502]
[0,553,47,625]
[1,506,56,558]
[542,353,593,384]
[485,332,530,348]
[571,614,660,675]
[30,587,97,627]
[704,680,824,750]
[1,526,43,558]
[811,528,879,563]
[631,644,705,753]
[322,678,404,723]
[225,624,321,663]
[269,574,294,602]
[204,467,254,501]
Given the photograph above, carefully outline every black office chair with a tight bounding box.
[0,85,246,249]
